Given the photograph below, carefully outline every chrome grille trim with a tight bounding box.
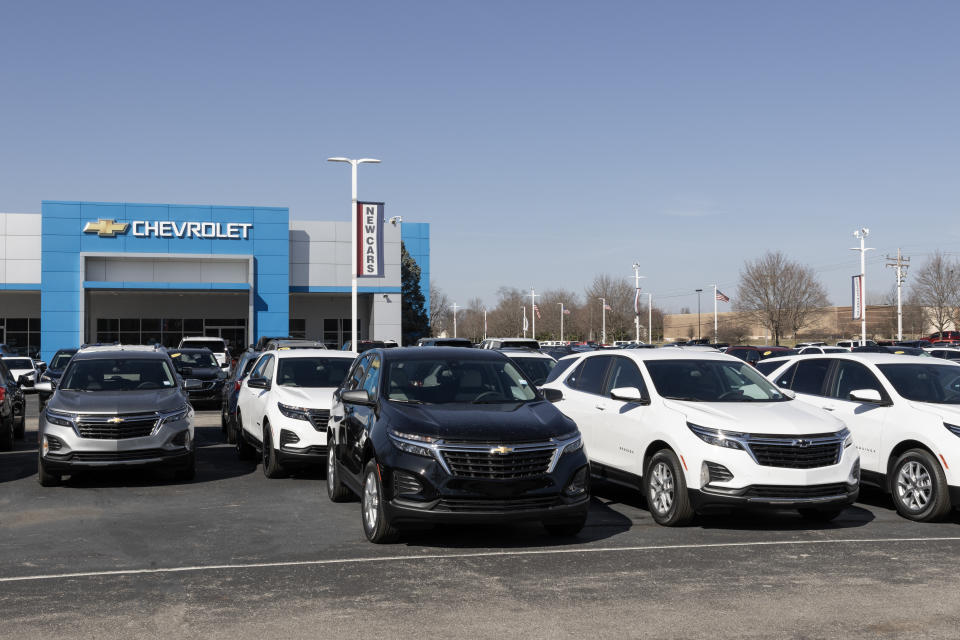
[742,431,846,469]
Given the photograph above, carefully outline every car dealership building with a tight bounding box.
[0,201,430,361]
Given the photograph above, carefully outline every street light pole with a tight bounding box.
[851,228,873,343]
[632,263,646,343]
[598,298,607,345]
[327,156,380,351]
[647,293,653,343]
[558,302,564,342]
[451,302,460,338]
[528,288,539,340]
[695,289,703,340]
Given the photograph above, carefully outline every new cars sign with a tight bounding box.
[357,202,384,277]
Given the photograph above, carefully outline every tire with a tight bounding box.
[644,449,695,526]
[361,460,399,543]
[14,410,25,439]
[37,455,61,487]
[235,412,256,461]
[543,513,588,537]
[261,424,286,479]
[225,412,237,444]
[890,449,952,522]
[799,507,844,522]
[326,439,353,502]
[220,405,228,434]
[0,415,13,451]
[174,452,196,482]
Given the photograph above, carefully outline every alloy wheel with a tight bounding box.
[649,461,675,515]
[896,460,932,512]
[362,472,379,532]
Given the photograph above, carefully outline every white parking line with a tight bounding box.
[2,536,959,584]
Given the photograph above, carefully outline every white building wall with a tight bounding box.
[0,213,42,284]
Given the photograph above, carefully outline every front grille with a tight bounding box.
[65,449,180,462]
[76,414,158,440]
[744,432,844,469]
[705,461,734,483]
[743,483,849,499]
[439,445,556,479]
[435,495,560,512]
[306,409,330,432]
[393,471,423,496]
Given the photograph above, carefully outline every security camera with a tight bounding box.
[388,216,403,226]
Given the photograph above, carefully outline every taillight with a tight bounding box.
[234,380,242,392]
[0,387,5,403]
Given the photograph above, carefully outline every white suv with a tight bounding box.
[763,352,960,521]
[235,348,357,477]
[542,349,859,525]
[178,337,230,369]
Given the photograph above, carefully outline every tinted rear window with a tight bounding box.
[181,340,226,352]
[545,358,577,384]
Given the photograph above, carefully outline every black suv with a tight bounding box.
[168,348,228,407]
[326,347,590,543]
[0,359,26,449]
[37,345,199,485]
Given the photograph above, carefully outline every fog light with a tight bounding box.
[564,466,589,496]
[393,470,423,497]
[701,461,733,487]
[42,436,49,457]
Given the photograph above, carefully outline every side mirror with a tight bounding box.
[540,387,563,403]
[247,376,270,390]
[610,386,650,404]
[849,388,885,404]
[341,389,373,405]
[18,374,34,388]
[34,381,52,393]
[221,361,230,368]
[183,379,203,391]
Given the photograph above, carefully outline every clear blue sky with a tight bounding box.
[2,1,958,311]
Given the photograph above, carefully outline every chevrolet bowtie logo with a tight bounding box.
[83,219,130,237]
[490,445,514,455]
[107,417,124,424]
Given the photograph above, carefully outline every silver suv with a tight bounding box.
[36,345,199,486]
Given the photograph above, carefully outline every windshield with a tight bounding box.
[877,363,960,404]
[61,358,176,391]
[51,351,76,369]
[169,351,218,368]
[4,358,33,369]
[181,340,225,352]
[645,359,788,402]
[385,358,537,404]
[277,357,353,387]
[508,356,557,386]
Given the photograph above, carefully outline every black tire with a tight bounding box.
[235,412,256,461]
[799,507,844,522]
[890,449,952,522]
[37,455,61,487]
[261,424,286,479]
[14,410,25,439]
[174,452,196,482]
[543,513,588,537]
[360,460,399,543]
[220,405,228,434]
[326,438,353,502]
[0,415,13,451]
[644,449,695,526]
[225,412,237,444]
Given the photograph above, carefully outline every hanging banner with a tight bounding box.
[851,275,863,319]
[357,202,384,277]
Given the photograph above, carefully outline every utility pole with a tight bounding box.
[885,249,910,342]
[528,288,539,340]
[632,263,646,343]
[648,293,653,343]
[695,289,703,340]
[557,302,565,342]
[712,284,718,344]
[598,298,607,345]
[483,308,487,341]
[851,228,874,343]
[451,302,460,338]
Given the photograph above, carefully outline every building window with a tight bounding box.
[289,319,306,339]
[0,317,41,356]
[322,318,361,350]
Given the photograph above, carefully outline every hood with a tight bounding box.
[275,385,336,409]
[177,367,222,381]
[908,401,960,425]
[384,400,577,443]
[49,388,186,415]
[663,399,845,435]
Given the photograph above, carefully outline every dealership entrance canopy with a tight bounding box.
[0,201,429,360]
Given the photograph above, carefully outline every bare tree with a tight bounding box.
[584,274,635,342]
[910,251,960,337]
[429,281,450,336]
[735,251,829,345]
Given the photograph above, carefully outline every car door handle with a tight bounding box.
[595,404,606,410]
[821,406,835,411]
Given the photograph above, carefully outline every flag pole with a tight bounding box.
[713,284,718,344]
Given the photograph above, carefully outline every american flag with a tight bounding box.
[716,290,730,303]
[603,303,612,311]
[533,304,541,319]
[563,309,571,315]
[634,288,641,314]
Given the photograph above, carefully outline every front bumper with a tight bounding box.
[186,381,225,403]
[41,448,193,472]
[386,493,590,525]
[690,482,859,511]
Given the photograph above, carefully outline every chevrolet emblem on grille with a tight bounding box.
[83,219,130,237]
[793,439,811,448]
[490,445,514,455]
[107,417,125,424]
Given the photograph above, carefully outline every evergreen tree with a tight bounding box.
[401,242,429,345]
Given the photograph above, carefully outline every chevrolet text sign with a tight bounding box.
[357,202,384,277]
[83,219,253,239]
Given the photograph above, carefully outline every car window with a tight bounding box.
[60,358,176,391]
[770,362,797,388]
[878,363,960,404]
[755,360,785,376]
[385,357,536,404]
[250,354,274,380]
[565,356,612,396]
[644,359,787,402]
[789,358,832,396]
[347,355,369,391]
[360,355,381,395]
[830,360,886,402]
[544,358,577,384]
[508,356,557,386]
[277,357,354,388]
[604,357,648,397]
[169,351,218,368]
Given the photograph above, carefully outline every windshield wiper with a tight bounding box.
[389,398,427,404]
[663,396,700,401]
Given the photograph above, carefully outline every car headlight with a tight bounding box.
[160,406,191,425]
[278,403,310,421]
[687,422,746,450]
[556,432,584,456]
[45,409,74,427]
[841,427,854,448]
[945,422,960,438]
[388,430,437,458]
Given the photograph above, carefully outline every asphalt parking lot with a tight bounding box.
[2,398,960,639]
